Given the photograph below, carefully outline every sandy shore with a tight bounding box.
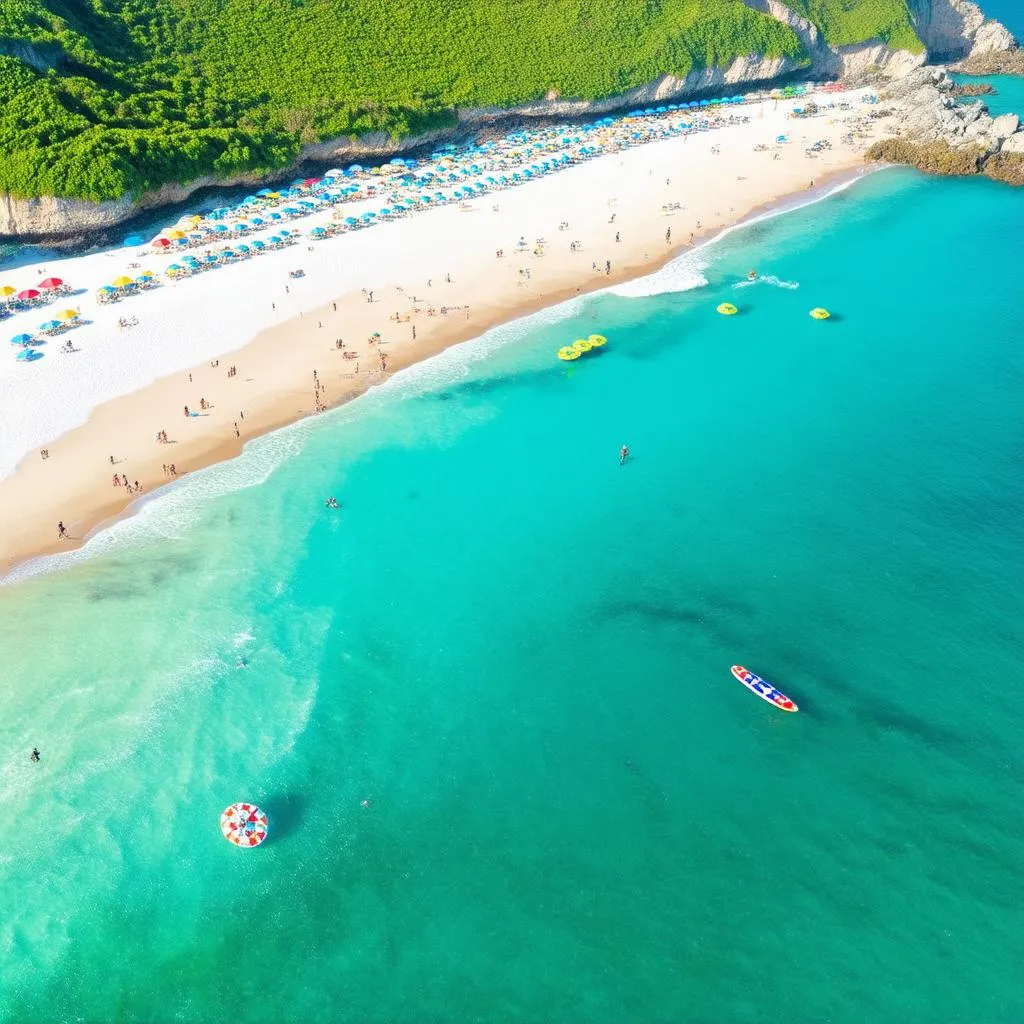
[0,90,894,576]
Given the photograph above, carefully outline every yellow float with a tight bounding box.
[557,346,581,361]
[717,302,738,316]
[572,338,594,353]
[588,334,608,347]
[809,307,831,320]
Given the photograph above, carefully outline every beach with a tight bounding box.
[0,88,891,575]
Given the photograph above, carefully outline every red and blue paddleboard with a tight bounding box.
[731,665,798,712]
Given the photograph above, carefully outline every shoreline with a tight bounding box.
[0,94,892,581]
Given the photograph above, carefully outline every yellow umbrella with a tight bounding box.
[0,285,15,297]
[112,276,134,287]
[166,229,186,240]
[57,309,79,320]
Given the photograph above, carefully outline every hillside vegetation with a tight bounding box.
[0,0,923,203]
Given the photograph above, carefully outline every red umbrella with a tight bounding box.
[151,237,171,249]
[38,277,63,290]
[16,289,40,300]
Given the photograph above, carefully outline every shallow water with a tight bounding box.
[2,168,1023,1022]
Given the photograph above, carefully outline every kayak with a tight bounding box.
[731,665,798,712]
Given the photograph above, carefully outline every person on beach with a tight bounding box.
[666,228,671,244]
[620,445,629,466]
[30,748,40,763]
[184,405,190,417]
[57,521,68,540]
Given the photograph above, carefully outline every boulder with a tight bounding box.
[999,131,1024,155]
[991,113,1020,141]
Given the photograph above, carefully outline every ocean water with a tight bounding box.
[2,168,1023,1023]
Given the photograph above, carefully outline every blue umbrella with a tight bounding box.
[213,223,228,233]
[11,333,34,345]
[344,217,358,225]
[310,227,326,236]
[236,244,251,252]
[16,348,43,362]
[123,234,145,246]
[251,240,266,249]
[257,188,273,197]
[40,320,61,331]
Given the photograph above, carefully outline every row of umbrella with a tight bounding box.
[136,86,774,256]
[0,277,67,304]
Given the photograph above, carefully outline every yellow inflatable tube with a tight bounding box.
[809,307,831,320]
[717,302,738,316]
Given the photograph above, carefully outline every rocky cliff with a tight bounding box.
[0,0,1017,241]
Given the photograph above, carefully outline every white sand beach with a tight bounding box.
[0,87,894,574]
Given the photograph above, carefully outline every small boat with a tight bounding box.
[731,665,798,712]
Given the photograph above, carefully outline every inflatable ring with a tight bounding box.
[557,346,580,361]
[588,334,607,347]
[809,307,831,320]
[221,802,269,848]
[717,302,738,316]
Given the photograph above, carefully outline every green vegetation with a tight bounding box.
[786,0,924,53]
[0,0,923,203]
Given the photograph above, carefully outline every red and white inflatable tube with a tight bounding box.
[220,802,269,847]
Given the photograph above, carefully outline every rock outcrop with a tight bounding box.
[868,66,1024,184]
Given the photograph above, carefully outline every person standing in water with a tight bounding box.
[620,445,629,466]
[30,747,40,762]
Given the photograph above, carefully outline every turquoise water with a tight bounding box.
[2,169,1024,1022]
[952,73,1024,117]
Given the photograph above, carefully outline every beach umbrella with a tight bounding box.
[152,237,171,248]
[16,289,40,300]
[213,224,229,233]
[112,276,134,287]
[123,234,145,246]
[166,263,183,273]
[310,227,326,236]
[16,348,43,362]
[250,240,266,249]
[40,319,61,331]
[344,217,358,225]
[57,309,78,320]
[166,229,186,240]
[236,243,251,252]
[98,285,115,293]
[11,332,34,345]
[38,277,63,290]
[0,285,15,298]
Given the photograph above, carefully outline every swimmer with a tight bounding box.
[236,657,247,669]
[619,445,629,466]
[30,747,40,763]
[748,269,757,280]
[361,798,372,809]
